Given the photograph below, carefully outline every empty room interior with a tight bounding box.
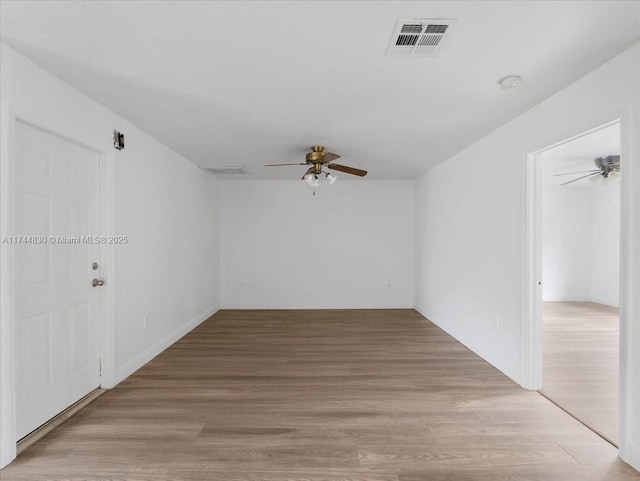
[1,2,640,480]
[540,122,622,447]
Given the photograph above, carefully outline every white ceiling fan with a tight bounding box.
[555,155,620,186]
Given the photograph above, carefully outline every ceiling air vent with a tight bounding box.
[387,19,456,57]
[202,166,249,175]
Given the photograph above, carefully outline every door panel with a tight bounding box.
[68,200,91,280]
[15,122,101,440]
[21,312,52,397]
[68,302,90,374]
[19,193,50,288]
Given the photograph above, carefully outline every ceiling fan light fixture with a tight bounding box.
[304,172,319,187]
[558,154,620,186]
[265,146,366,185]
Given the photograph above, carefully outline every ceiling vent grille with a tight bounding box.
[202,166,249,175]
[387,19,456,57]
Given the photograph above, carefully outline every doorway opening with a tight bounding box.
[537,121,621,445]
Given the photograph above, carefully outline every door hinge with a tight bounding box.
[99,359,102,376]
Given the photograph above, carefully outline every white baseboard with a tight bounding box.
[621,443,640,472]
[221,300,413,309]
[589,295,619,308]
[114,303,219,386]
[542,295,591,302]
[542,295,619,307]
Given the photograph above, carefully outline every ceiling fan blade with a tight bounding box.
[265,163,308,167]
[554,170,600,176]
[301,167,314,180]
[328,163,367,177]
[560,172,600,186]
[323,152,341,163]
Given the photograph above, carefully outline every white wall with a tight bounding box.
[589,183,621,306]
[220,180,414,309]
[414,43,640,468]
[542,182,620,307]
[0,42,220,467]
[542,186,593,302]
[112,136,220,380]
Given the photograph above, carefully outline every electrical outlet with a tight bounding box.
[144,314,149,328]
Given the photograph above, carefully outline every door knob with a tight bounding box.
[92,278,104,287]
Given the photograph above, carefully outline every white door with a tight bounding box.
[14,121,101,439]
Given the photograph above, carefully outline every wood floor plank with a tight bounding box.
[358,443,577,468]
[542,301,619,443]
[167,469,400,481]
[398,462,640,481]
[558,441,621,465]
[1,309,636,480]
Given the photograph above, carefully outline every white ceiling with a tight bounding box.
[1,1,639,180]
[542,122,620,188]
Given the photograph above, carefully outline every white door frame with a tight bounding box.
[0,102,115,467]
[522,112,632,458]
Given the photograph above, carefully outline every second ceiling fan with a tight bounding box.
[555,155,620,186]
[265,146,367,186]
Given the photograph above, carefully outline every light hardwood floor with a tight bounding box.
[542,301,620,445]
[2,309,638,480]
